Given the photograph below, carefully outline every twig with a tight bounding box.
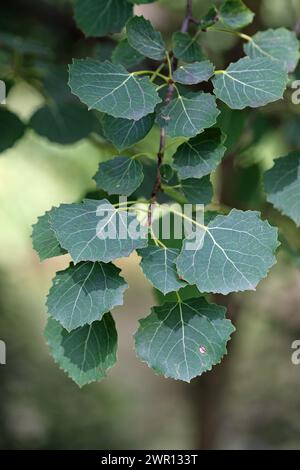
[148,0,194,226]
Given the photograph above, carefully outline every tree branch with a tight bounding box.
[148,0,194,226]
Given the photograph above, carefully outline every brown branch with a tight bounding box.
[148,0,194,226]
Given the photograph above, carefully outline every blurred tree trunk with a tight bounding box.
[188,0,263,450]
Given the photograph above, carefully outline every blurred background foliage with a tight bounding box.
[1,0,300,450]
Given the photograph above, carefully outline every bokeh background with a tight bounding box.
[1,0,300,450]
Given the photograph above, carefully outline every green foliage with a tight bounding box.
[32,209,66,261]
[172,128,226,179]
[69,59,161,120]
[45,314,117,387]
[46,262,128,331]
[264,152,300,227]
[173,61,215,85]
[135,297,235,382]
[137,245,186,295]
[177,210,279,295]
[127,16,166,61]
[213,57,288,109]
[172,32,203,62]
[243,28,300,73]
[29,103,100,144]
[219,0,254,30]
[74,0,133,38]
[157,91,219,138]
[50,199,148,263]
[24,0,300,385]
[0,108,26,153]
[181,176,213,205]
[94,156,144,195]
[101,113,154,151]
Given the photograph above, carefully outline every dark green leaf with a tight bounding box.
[264,152,300,226]
[29,103,99,144]
[137,245,185,294]
[181,176,213,205]
[160,164,174,183]
[135,297,235,382]
[69,59,161,120]
[172,32,203,63]
[101,113,154,151]
[127,15,166,61]
[45,314,117,386]
[74,0,133,38]
[112,39,144,68]
[172,128,226,179]
[32,208,66,261]
[158,91,219,138]
[199,6,219,30]
[94,156,144,196]
[173,60,215,85]
[47,261,127,331]
[0,108,25,153]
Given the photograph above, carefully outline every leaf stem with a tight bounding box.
[148,0,194,226]
[132,152,155,160]
[133,69,169,82]
[209,27,252,42]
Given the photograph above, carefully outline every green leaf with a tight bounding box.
[199,6,219,30]
[46,261,127,331]
[213,57,288,110]
[160,164,174,183]
[172,128,226,179]
[172,32,203,63]
[158,91,219,138]
[29,103,99,145]
[244,28,300,73]
[181,176,213,205]
[134,297,235,382]
[127,15,166,61]
[32,208,66,261]
[50,199,148,263]
[173,61,215,85]
[93,156,144,196]
[219,0,254,29]
[69,59,161,120]
[112,38,144,68]
[137,245,186,294]
[101,113,154,151]
[45,314,117,387]
[177,209,279,295]
[264,152,300,226]
[74,0,133,38]
[0,108,25,153]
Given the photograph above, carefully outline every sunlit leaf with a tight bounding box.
[177,209,279,295]
[213,57,288,109]
[69,59,161,120]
